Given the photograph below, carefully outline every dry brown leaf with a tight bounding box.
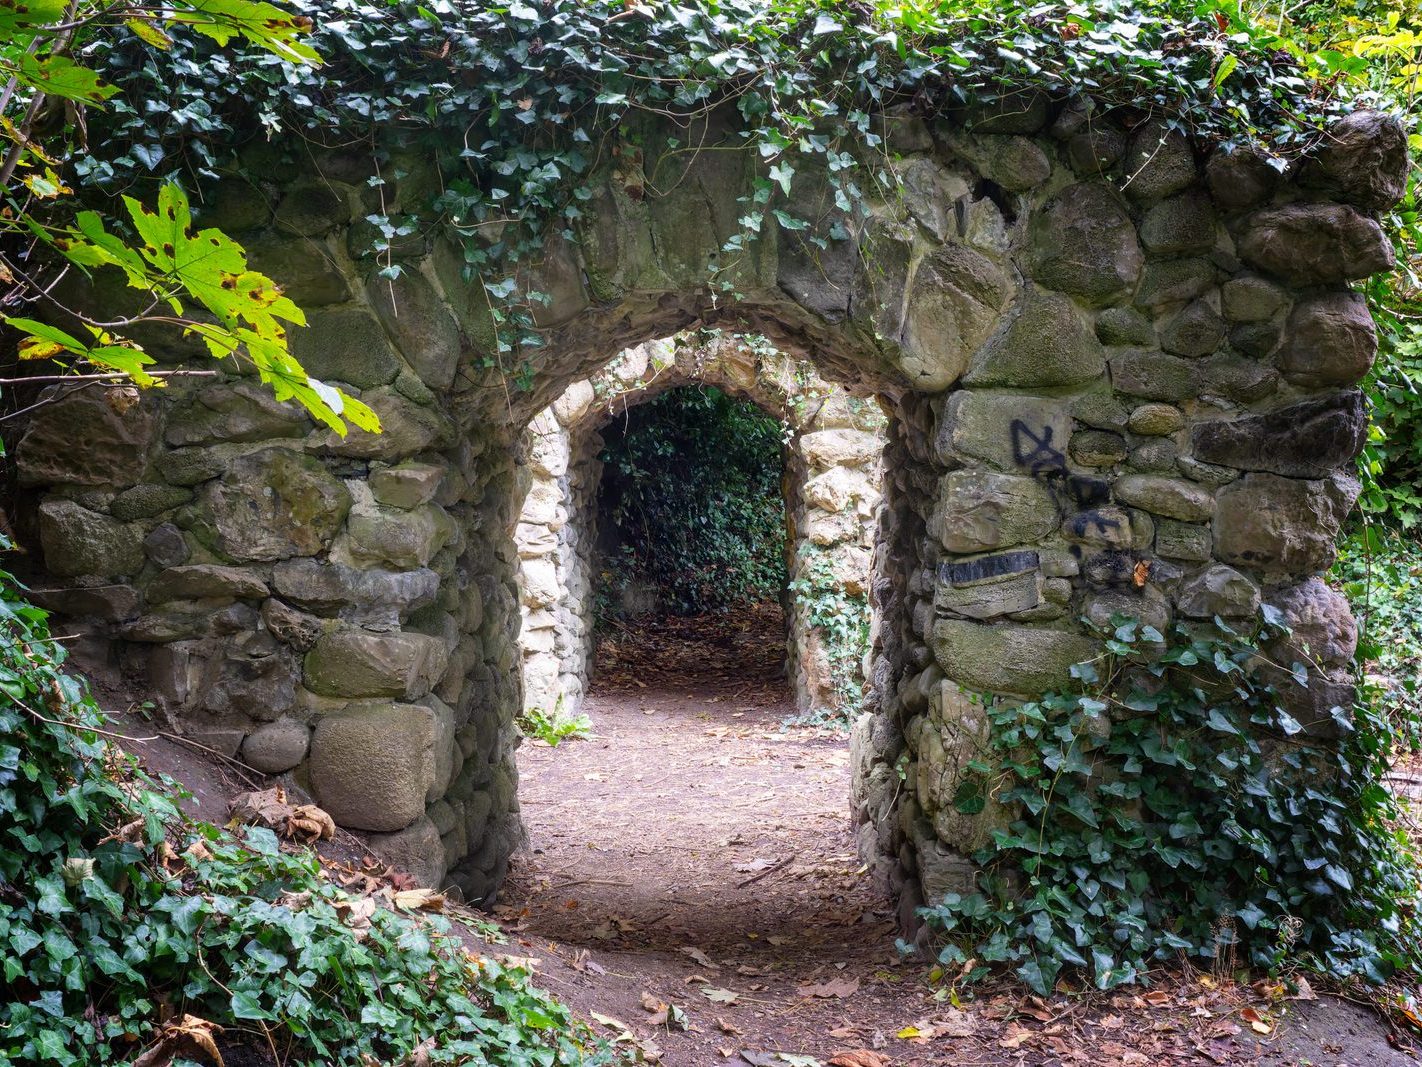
[1142,989,1171,1006]
[679,945,718,969]
[391,887,447,912]
[229,788,335,842]
[716,1017,743,1035]
[797,976,859,999]
[827,1052,889,1067]
[132,1014,224,1067]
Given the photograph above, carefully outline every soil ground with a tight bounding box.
[497,607,1422,1067]
[88,606,1422,1067]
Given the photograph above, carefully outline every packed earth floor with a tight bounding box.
[496,607,1422,1067]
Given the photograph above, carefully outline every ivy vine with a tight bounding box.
[924,615,1422,995]
[69,0,1373,358]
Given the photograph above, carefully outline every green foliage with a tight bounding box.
[0,540,613,1066]
[787,547,871,728]
[64,0,1386,359]
[923,616,1422,996]
[1335,529,1422,749]
[1,0,378,434]
[518,698,594,747]
[597,386,786,617]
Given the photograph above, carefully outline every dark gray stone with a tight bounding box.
[1221,276,1288,323]
[1139,191,1215,256]
[165,381,311,447]
[274,183,351,236]
[1238,204,1394,286]
[1178,564,1260,618]
[1297,110,1409,212]
[271,559,440,620]
[1277,292,1377,389]
[149,564,270,603]
[1027,184,1143,307]
[1070,429,1129,467]
[367,269,463,390]
[1122,125,1197,201]
[1205,146,1280,211]
[1159,299,1225,358]
[245,235,351,306]
[1264,578,1358,668]
[1214,472,1359,576]
[288,308,403,390]
[242,717,311,774]
[143,523,190,568]
[1191,392,1367,479]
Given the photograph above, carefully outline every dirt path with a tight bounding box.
[498,611,1420,1066]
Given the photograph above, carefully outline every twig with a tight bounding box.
[154,729,264,787]
[547,876,634,891]
[736,853,795,888]
[0,369,218,385]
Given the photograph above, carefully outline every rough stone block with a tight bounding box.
[38,500,145,578]
[1277,292,1377,389]
[110,484,193,521]
[964,288,1105,388]
[1154,520,1212,562]
[1127,403,1184,436]
[367,268,463,390]
[931,619,1097,694]
[935,391,1070,474]
[1221,276,1288,323]
[898,242,1015,390]
[1264,578,1358,669]
[309,702,438,831]
[1177,564,1261,618]
[1027,183,1143,307]
[305,630,449,699]
[271,559,439,621]
[197,448,351,562]
[1238,204,1394,286]
[1190,392,1367,479]
[1139,191,1215,256]
[1297,110,1409,212]
[241,717,311,774]
[148,564,270,603]
[935,569,1041,620]
[932,470,1058,553]
[289,307,403,389]
[1214,472,1359,576]
[16,387,157,488]
[1159,299,1225,358]
[165,381,311,447]
[1113,475,1214,521]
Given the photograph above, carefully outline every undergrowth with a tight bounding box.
[1336,528,1422,751]
[517,698,594,747]
[0,540,615,1067]
[923,615,1422,996]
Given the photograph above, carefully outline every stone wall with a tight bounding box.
[513,334,886,716]
[1,100,1404,915]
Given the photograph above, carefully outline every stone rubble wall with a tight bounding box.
[513,334,887,717]
[1,100,1404,914]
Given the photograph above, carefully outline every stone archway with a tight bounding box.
[2,102,1401,911]
[514,332,886,719]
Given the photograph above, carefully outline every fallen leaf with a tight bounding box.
[1143,989,1171,1006]
[641,991,666,1014]
[1241,1006,1273,1035]
[704,986,740,1005]
[718,1017,744,1035]
[391,887,446,912]
[680,946,719,969]
[797,977,859,999]
[133,1014,224,1067]
[827,1052,888,1067]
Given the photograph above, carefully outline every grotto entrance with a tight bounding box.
[503,336,898,1027]
[513,334,887,726]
